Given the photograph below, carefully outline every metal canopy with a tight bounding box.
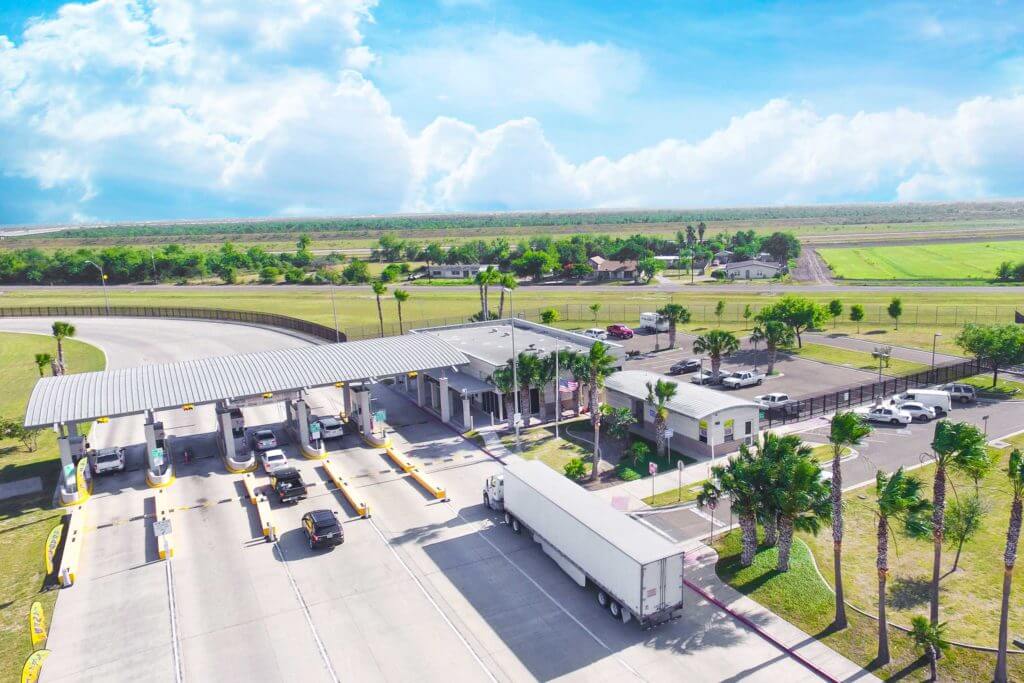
[24,334,469,428]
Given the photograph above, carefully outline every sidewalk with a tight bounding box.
[684,542,882,683]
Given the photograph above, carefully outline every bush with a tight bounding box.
[711,269,727,279]
[259,266,281,284]
[563,457,587,480]
[283,268,305,284]
[541,307,560,324]
[616,462,642,481]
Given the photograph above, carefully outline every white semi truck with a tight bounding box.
[484,460,685,627]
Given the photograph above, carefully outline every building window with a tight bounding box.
[632,399,644,424]
[698,420,708,443]
[745,420,752,435]
[724,419,734,442]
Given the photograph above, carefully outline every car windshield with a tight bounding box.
[321,419,339,428]
[257,431,273,439]
[267,452,285,462]
[96,453,120,462]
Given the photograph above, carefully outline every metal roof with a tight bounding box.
[424,369,494,395]
[604,370,758,421]
[24,334,468,427]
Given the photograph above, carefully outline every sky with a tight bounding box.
[1,0,1023,225]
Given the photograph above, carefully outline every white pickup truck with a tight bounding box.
[721,370,765,389]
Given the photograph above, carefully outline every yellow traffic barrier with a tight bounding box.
[57,505,86,587]
[321,460,370,518]
[154,489,174,560]
[242,473,260,504]
[255,496,277,542]
[408,466,448,500]
[384,446,415,473]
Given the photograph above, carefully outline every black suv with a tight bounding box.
[668,358,701,375]
[302,509,344,550]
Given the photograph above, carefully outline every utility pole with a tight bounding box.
[506,287,521,453]
[330,285,340,342]
[85,260,110,315]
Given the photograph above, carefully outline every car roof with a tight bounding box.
[264,448,286,458]
[308,509,337,525]
[255,428,274,435]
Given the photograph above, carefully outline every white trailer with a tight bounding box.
[484,460,684,627]
[639,311,669,332]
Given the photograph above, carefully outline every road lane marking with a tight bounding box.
[273,541,340,682]
[165,561,183,683]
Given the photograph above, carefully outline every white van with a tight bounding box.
[893,389,952,417]
[639,312,669,332]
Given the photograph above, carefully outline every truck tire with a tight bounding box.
[511,517,522,534]
[609,601,622,619]
[597,591,609,608]
[959,396,969,403]
[483,492,490,509]
[504,511,512,525]
[756,379,763,385]
[890,418,899,425]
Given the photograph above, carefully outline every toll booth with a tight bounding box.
[216,403,254,472]
[144,414,173,486]
[285,395,325,458]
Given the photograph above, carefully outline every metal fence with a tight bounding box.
[760,357,985,428]
[0,306,345,343]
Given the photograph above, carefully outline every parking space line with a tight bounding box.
[273,541,340,683]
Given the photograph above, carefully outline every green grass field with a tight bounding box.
[819,241,1024,281]
[786,343,930,376]
[0,332,105,681]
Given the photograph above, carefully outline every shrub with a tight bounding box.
[283,268,305,284]
[616,462,642,481]
[711,269,727,279]
[541,307,560,324]
[563,458,587,480]
[259,266,281,284]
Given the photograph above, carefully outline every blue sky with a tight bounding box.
[1,0,1023,224]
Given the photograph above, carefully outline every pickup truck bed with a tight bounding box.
[270,467,309,504]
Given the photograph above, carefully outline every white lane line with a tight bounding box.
[165,561,184,683]
[366,518,499,683]
[273,542,340,683]
[446,503,646,682]
[690,506,726,528]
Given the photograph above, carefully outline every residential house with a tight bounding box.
[587,256,638,281]
[722,259,783,280]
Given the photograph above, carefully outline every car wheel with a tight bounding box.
[511,518,522,534]
[597,591,609,608]
[609,601,622,618]
[890,419,900,425]
[756,379,763,385]
[959,396,969,403]
[308,536,314,550]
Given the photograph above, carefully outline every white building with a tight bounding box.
[428,264,490,279]
[604,370,760,459]
[722,259,782,280]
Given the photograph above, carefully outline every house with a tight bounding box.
[722,259,782,280]
[586,256,638,281]
[712,250,733,265]
[428,264,491,279]
[604,370,760,459]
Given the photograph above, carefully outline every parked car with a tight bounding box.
[691,370,717,385]
[639,312,669,332]
[668,358,701,375]
[582,328,608,340]
[892,389,951,416]
[721,370,765,389]
[753,393,799,417]
[892,401,936,423]
[863,405,912,425]
[606,323,634,339]
[317,417,345,439]
[302,509,344,550]
[940,383,977,404]
[270,467,309,504]
[252,428,278,451]
[261,448,289,474]
[90,446,126,475]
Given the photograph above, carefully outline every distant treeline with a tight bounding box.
[23,200,1024,240]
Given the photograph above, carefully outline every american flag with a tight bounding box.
[558,379,579,393]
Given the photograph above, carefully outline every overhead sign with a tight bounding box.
[21,649,49,683]
[649,462,658,476]
[309,422,321,437]
[151,447,164,467]
[29,601,47,648]
[665,428,674,439]
[229,390,301,409]
[373,410,387,424]
[44,524,62,575]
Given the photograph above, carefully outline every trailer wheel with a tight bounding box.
[511,517,522,534]
[483,493,490,509]
[504,512,511,525]
[597,591,609,608]
[609,601,622,619]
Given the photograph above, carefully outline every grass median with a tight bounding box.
[0,331,105,680]
[784,342,930,376]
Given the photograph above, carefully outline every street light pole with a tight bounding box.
[506,287,521,453]
[554,339,560,440]
[329,284,340,342]
[85,260,110,315]
[931,332,942,375]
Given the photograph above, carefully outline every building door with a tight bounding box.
[632,399,645,425]
[530,388,540,414]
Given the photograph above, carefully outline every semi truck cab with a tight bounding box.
[483,474,505,511]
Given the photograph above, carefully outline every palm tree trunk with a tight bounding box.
[930,466,947,625]
[669,324,677,349]
[833,448,847,629]
[376,296,384,337]
[589,385,602,482]
[877,514,890,665]
[927,646,937,681]
[767,343,777,375]
[776,518,795,571]
[505,395,514,430]
[764,514,779,546]
[995,499,1021,683]
[655,415,666,456]
[498,289,506,318]
[711,355,721,380]
[739,514,757,566]
[56,339,65,375]
[397,302,404,334]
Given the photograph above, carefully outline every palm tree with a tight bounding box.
[474,266,498,320]
[393,289,410,334]
[995,448,1024,682]
[496,274,517,319]
[873,468,931,665]
[535,352,557,422]
[927,420,988,625]
[696,481,721,541]
[589,302,601,321]
[34,352,54,378]
[51,321,76,375]
[656,303,691,349]
[750,319,794,375]
[371,280,387,337]
[575,342,617,482]
[489,366,515,429]
[765,442,831,572]
[910,616,949,681]
[828,411,872,630]
[514,352,543,424]
[709,445,761,566]
[692,329,740,380]
[645,379,678,457]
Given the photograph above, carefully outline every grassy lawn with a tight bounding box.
[712,530,1016,681]
[500,425,593,477]
[958,373,1024,398]
[0,331,106,680]
[643,479,709,506]
[819,241,1024,281]
[785,342,930,376]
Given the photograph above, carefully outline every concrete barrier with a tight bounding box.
[154,489,174,560]
[242,473,260,504]
[384,446,415,473]
[255,495,277,542]
[408,466,448,500]
[321,460,370,517]
[57,505,86,587]
[146,466,175,489]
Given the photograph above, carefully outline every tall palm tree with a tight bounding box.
[474,266,498,320]
[489,366,515,429]
[927,420,988,625]
[575,342,617,482]
[709,445,762,566]
[873,468,931,665]
[765,443,831,572]
[750,319,794,375]
[514,352,543,423]
[910,616,949,681]
[754,431,808,547]
[535,353,557,422]
[995,448,1024,682]
[393,289,410,334]
[496,274,517,319]
[34,352,54,378]
[828,411,873,630]
[645,379,678,457]
[696,481,721,542]
[692,329,740,381]
[51,321,76,375]
[656,303,691,349]
[371,280,387,337]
